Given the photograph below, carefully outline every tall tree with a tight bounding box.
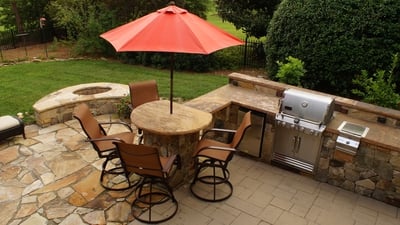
[99,0,209,25]
[46,0,210,39]
[0,0,49,31]
[45,0,210,55]
[215,0,281,38]
[10,1,23,32]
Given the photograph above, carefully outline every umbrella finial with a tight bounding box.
[168,1,175,6]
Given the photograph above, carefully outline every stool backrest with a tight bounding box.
[115,142,164,178]
[73,103,106,138]
[230,111,252,148]
[129,80,159,109]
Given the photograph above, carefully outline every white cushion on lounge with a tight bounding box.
[0,116,21,130]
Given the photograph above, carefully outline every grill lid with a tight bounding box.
[280,89,334,124]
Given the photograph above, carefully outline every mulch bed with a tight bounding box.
[0,43,72,62]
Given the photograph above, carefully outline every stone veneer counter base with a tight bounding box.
[185,72,400,206]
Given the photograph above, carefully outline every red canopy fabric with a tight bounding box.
[100,4,244,114]
[100,5,244,54]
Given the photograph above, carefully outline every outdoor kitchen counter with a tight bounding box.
[185,83,400,153]
[184,84,280,116]
[326,112,400,152]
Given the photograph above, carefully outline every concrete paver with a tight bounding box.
[0,117,399,225]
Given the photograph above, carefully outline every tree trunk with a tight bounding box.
[11,1,24,33]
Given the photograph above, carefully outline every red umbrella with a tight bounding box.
[100,2,244,113]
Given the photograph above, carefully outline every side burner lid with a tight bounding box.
[338,121,369,138]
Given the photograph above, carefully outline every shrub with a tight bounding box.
[266,0,400,97]
[276,56,306,86]
[212,47,243,70]
[73,4,115,56]
[116,96,132,119]
[352,54,400,109]
[117,46,243,72]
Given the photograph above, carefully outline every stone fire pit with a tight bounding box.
[33,83,129,127]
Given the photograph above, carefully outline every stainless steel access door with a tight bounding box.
[273,125,322,173]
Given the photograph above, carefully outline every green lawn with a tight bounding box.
[0,3,240,118]
[206,2,245,39]
[0,59,227,116]
[207,14,245,39]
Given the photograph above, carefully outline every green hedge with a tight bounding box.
[266,0,400,97]
[117,47,243,72]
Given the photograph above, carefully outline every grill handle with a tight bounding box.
[296,137,302,153]
[291,136,297,153]
[291,136,302,154]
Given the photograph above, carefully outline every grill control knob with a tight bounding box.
[299,127,305,132]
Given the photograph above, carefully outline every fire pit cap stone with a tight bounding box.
[33,82,128,113]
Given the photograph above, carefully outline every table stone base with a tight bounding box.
[143,131,200,187]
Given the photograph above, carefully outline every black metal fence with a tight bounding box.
[239,38,266,68]
[0,27,66,50]
[0,28,266,69]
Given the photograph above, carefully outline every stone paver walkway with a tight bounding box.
[0,115,399,225]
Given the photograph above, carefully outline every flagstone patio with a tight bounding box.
[0,115,399,225]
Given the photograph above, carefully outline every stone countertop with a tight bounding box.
[185,83,400,153]
[131,100,213,135]
[184,84,280,115]
[327,112,400,152]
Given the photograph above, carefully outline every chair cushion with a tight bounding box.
[194,138,232,161]
[0,116,21,130]
[96,132,135,152]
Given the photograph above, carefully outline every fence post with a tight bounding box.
[40,25,48,58]
[15,32,29,57]
[243,35,248,67]
[11,30,16,48]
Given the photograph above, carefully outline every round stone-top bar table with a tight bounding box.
[131,100,213,186]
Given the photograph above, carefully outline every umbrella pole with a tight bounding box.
[170,53,175,114]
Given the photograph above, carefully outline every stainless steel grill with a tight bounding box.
[273,89,334,173]
[276,89,334,135]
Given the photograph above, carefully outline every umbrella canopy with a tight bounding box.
[100,3,244,113]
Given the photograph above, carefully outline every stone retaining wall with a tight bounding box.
[317,133,400,206]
